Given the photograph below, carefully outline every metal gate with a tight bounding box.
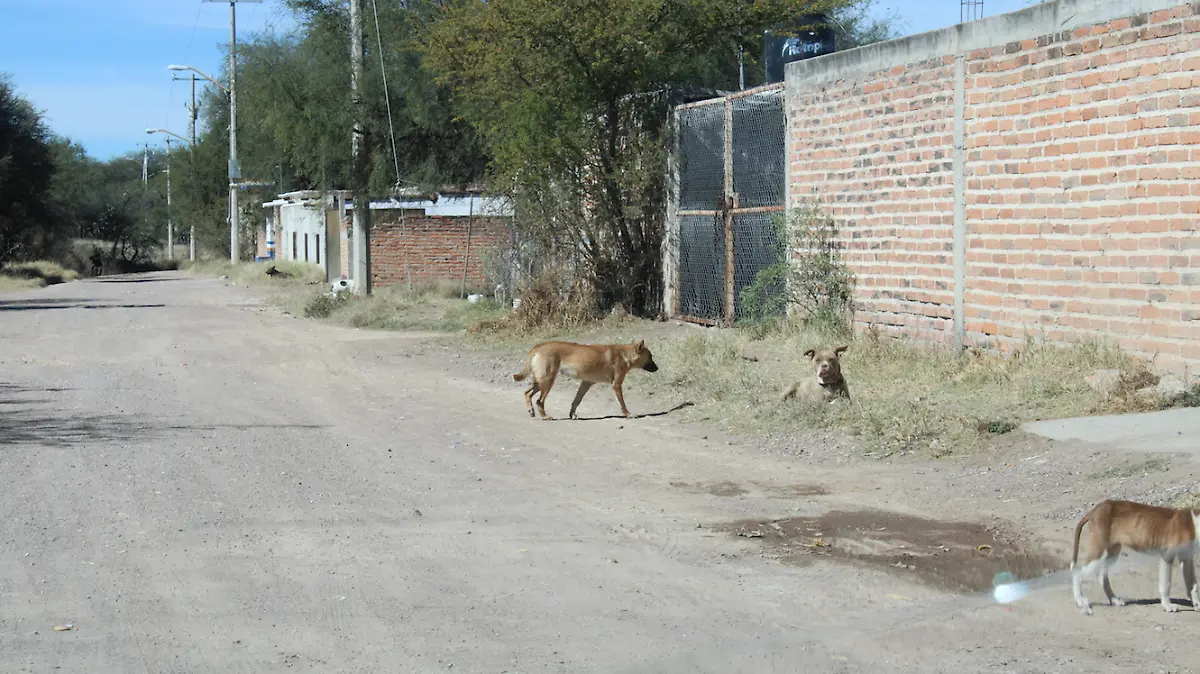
[672,83,787,325]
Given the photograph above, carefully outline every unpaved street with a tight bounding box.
[0,274,1195,673]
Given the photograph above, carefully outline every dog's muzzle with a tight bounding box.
[645,362,659,373]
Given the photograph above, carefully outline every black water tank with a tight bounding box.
[763,15,837,84]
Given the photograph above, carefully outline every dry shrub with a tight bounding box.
[1,260,80,286]
[506,266,600,331]
[296,284,507,333]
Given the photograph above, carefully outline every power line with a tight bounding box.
[370,0,402,189]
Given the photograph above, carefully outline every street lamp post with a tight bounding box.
[167,0,258,264]
[201,0,261,264]
[168,64,234,262]
[169,65,229,261]
[169,73,199,259]
[172,73,200,147]
[146,129,190,261]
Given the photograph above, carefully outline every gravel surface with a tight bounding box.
[1,272,1197,673]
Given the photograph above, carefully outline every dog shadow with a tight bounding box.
[569,401,694,421]
[1118,598,1196,608]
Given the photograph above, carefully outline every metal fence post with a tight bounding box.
[722,97,736,326]
[664,107,681,318]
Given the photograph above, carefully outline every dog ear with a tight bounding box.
[635,340,645,351]
[803,349,816,360]
[834,345,848,356]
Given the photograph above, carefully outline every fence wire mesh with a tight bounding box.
[672,85,787,324]
[677,103,726,212]
[732,89,787,209]
[677,213,725,321]
[732,211,787,321]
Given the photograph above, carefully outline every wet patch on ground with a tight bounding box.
[670,480,748,497]
[717,509,1062,593]
[754,482,829,498]
[670,481,828,499]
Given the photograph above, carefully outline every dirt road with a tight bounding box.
[0,273,1195,673]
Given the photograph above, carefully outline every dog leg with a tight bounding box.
[1183,559,1199,610]
[1072,563,1093,615]
[1159,557,1179,612]
[611,373,631,418]
[536,371,557,420]
[1100,546,1124,607]
[568,382,594,420]
[524,382,540,418]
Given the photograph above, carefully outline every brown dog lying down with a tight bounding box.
[779,346,851,403]
[513,340,659,420]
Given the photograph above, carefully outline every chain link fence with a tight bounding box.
[668,84,787,324]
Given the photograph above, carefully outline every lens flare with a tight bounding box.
[992,571,1030,603]
[992,582,1029,603]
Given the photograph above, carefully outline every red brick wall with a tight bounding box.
[370,211,512,289]
[964,6,1200,363]
[337,213,350,279]
[789,57,957,344]
[787,0,1200,370]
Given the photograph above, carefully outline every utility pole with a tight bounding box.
[171,72,200,261]
[203,0,261,263]
[166,137,174,260]
[228,0,239,263]
[349,0,372,295]
[145,129,189,259]
[173,73,200,146]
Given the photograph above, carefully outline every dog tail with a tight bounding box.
[512,354,532,382]
[1071,508,1092,570]
[779,382,798,401]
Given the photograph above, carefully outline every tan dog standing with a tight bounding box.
[1071,499,1200,615]
[779,346,851,403]
[513,340,659,420]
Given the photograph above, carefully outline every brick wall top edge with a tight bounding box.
[784,0,1192,88]
[373,215,512,228]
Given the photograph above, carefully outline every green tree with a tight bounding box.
[172,1,490,258]
[0,75,58,264]
[424,0,855,316]
[74,150,169,263]
[830,0,903,49]
[196,0,488,195]
[47,138,97,241]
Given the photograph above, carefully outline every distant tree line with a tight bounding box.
[0,75,177,268]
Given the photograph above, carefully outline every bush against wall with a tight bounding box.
[739,206,855,334]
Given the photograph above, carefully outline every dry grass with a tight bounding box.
[0,275,43,292]
[311,285,508,333]
[628,323,1160,456]
[183,259,326,288]
[0,261,81,291]
[185,260,507,333]
[463,314,1165,457]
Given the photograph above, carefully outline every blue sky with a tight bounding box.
[0,0,295,159]
[0,0,1031,161]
